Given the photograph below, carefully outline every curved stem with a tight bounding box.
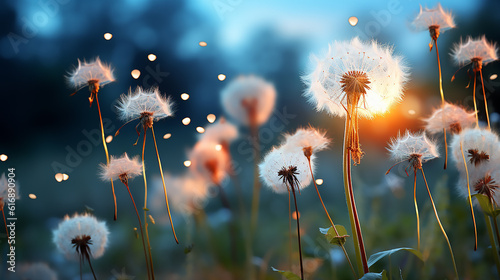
[420,168,458,279]
[413,172,420,251]
[343,117,363,275]
[473,71,479,127]
[290,183,304,279]
[460,140,477,250]
[307,159,356,278]
[95,92,117,221]
[479,67,491,130]
[484,213,500,276]
[151,126,179,244]
[141,130,152,280]
[124,180,151,280]
[434,39,448,169]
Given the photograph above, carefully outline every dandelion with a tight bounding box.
[387,131,458,278]
[17,262,58,280]
[260,146,315,279]
[99,153,153,280]
[115,86,178,246]
[221,75,276,231]
[452,36,498,129]
[424,102,476,135]
[283,127,356,277]
[52,213,109,280]
[66,57,118,220]
[303,37,408,275]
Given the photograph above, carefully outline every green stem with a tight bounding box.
[484,213,500,276]
[420,168,458,279]
[460,140,477,250]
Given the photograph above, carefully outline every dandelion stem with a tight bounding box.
[86,254,98,280]
[433,39,448,169]
[123,180,151,280]
[413,172,420,251]
[479,67,491,130]
[250,122,261,234]
[288,188,293,270]
[460,140,477,250]
[420,168,458,279]
[151,126,179,244]
[493,217,500,249]
[95,93,117,221]
[484,213,500,276]
[307,158,356,278]
[140,130,153,280]
[290,182,304,280]
[473,71,479,127]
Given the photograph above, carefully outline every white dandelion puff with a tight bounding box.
[283,127,330,155]
[259,146,314,194]
[99,153,142,182]
[189,140,229,185]
[388,131,439,164]
[411,3,455,34]
[67,57,115,90]
[451,36,498,66]
[303,37,409,118]
[199,117,239,144]
[221,75,276,126]
[450,128,500,174]
[424,102,476,135]
[52,213,109,261]
[116,87,174,122]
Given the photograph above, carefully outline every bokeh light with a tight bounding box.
[207,114,216,123]
[104,33,113,40]
[182,117,191,125]
[131,69,141,79]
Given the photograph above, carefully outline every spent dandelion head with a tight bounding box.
[424,102,476,135]
[99,153,142,184]
[283,127,331,160]
[220,75,276,127]
[387,131,439,174]
[67,57,115,106]
[116,86,174,131]
[411,3,455,40]
[52,213,109,261]
[259,146,314,194]
[475,172,500,207]
[189,140,229,186]
[452,36,498,71]
[450,128,500,174]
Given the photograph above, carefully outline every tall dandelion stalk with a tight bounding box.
[303,37,408,275]
[387,131,458,279]
[452,36,498,130]
[67,57,118,220]
[412,3,455,169]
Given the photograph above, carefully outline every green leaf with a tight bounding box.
[271,267,301,280]
[319,225,349,246]
[473,193,500,217]
[368,248,422,268]
[358,270,388,280]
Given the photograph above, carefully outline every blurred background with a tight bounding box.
[1,0,500,279]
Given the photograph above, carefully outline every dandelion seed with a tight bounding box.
[424,102,476,135]
[53,213,108,280]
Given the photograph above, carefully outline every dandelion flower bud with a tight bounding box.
[116,86,174,123]
[67,57,115,91]
[99,153,142,183]
[424,102,476,135]
[221,75,276,126]
[189,140,229,185]
[259,146,314,193]
[52,213,109,261]
[450,128,500,175]
[303,37,409,118]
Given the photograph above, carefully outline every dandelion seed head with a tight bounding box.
[67,57,115,90]
[303,37,409,118]
[117,87,174,122]
[424,102,476,135]
[221,75,276,126]
[411,3,455,34]
[199,118,239,144]
[99,153,142,182]
[456,170,500,208]
[259,146,314,193]
[189,140,229,185]
[452,36,498,66]
[52,213,109,261]
[18,263,58,280]
[450,128,500,175]
[283,127,330,155]
[387,131,439,164]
